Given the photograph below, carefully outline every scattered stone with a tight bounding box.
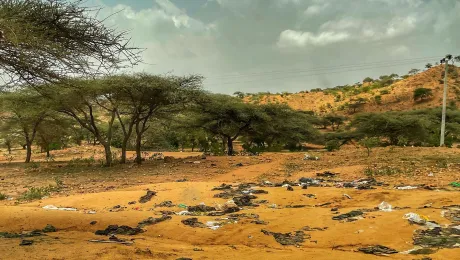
[95,225,143,236]
[128,201,136,205]
[20,240,34,246]
[251,220,268,225]
[187,205,216,213]
[316,202,332,207]
[139,190,156,204]
[233,195,257,207]
[235,163,243,167]
[331,207,339,212]
[138,215,172,228]
[286,205,307,208]
[413,226,460,248]
[316,171,338,178]
[332,210,364,221]
[343,194,352,199]
[250,189,268,194]
[42,224,57,233]
[261,229,309,246]
[302,226,328,231]
[301,184,308,189]
[303,194,316,198]
[155,201,175,207]
[181,218,205,228]
[358,245,398,255]
[254,200,268,204]
[90,221,97,225]
[213,192,233,199]
[286,185,294,191]
[212,184,232,190]
[176,178,188,182]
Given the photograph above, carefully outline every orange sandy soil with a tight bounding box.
[0,145,459,260]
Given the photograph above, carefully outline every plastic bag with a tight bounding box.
[378,201,392,212]
[403,213,427,224]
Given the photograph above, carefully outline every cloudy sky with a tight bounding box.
[90,0,460,94]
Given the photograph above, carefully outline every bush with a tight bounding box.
[0,193,7,200]
[380,89,390,95]
[325,139,341,151]
[374,95,382,104]
[413,88,433,101]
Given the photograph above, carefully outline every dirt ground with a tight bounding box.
[0,145,459,259]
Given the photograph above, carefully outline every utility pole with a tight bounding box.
[440,54,452,146]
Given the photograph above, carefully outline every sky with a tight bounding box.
[88,0,460,94]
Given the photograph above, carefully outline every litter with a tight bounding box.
[343,194,352,199]
[268,204,277,209]
[178,203,187,209]
[177,211,190,215]
[42,205,77,211]
[428,172,434,177]
[205,221,221,230]
[396,186,418,190]
[139,190,156,203]
[303,154,319,160]
[85,210,97,214]
[450,182,460,188]
[403,213,428,225]
[378,201,392,212]
[358,245,398,255]
[193,161,201,164]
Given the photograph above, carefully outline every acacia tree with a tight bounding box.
[193,94,264,155]
[0,90,49,162]
[105,74,203,164]
[36,116,72,157]
[0,0,140,87]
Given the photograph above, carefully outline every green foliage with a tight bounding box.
[359,137,380,156]
[325,139,341,151]
[310,88,323,92]
[380,89,390,95]
[408,68,420,75]
[374,95,382,104]
[363,77,373,83]
[364,166,402,177]
[425,63,433,69]
[18,179,62,201]
[0,193,7,200]
[413,88,433,101]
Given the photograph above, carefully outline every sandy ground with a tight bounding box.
[0,146,459,259]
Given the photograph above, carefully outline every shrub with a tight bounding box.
[413,88,433,101]
[374,95,382,104]
[380,90,390,95]
[325,139,341,151]
[0,193,7,200]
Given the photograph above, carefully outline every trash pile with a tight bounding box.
[332,210,364,222]
[261,229,309,246]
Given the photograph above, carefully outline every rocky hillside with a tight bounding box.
[244,65,460,115]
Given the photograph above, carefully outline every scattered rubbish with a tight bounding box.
[261,229,309,246]
[178,203,187,209]
[212,184,232,190]
[155,201,175,207]
[235,163,243,167]
[181,218,205,228]
[286,185,294,191]
[128,201,136,205]
[42,205,77,211]
[331,207,338,212]
[303,194,316,198]
[89,237,134,245]
[0,230,43,238]
[413,225,460,248]
[90,221,97,225]
[19,240,34,246]
[286,205,307,208]
[332,210,364,221]
[316,171,338,178]
[157,210,175,215]
[358,245,398,255]
[42,224,57,233]
[428,172,434,177]
[177,211,190,216]
[403,213,428,225]
[303,154,319,160]
[205,221,221,230]
[193,161,201,164]
[337,178,383,189]
[343,194,352,199]
[298,177,321,186]
[139,190,156,203]
[176,178,188,182]
[450,182,460,188]
[95,225,143,236]
[228,213,259,220]
[441,205,460,222]
[85,210,97,214]
[109,205,126,212]
[250,189,268,194]
[378,201,393,212]
[396,186,418,190]
[301,184,308,189]
[138,215,172,228]
[268,204,277,209]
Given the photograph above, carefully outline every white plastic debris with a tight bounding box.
[378,201,393,212]
[424,221,441,229]
[281,184,290,188]
[42,205,77,211]
[177,210,190,215]
[263,180,272,185]
[268,204,277,209]
[206,221,221,230]
[396,186,418,190]
[193,161,201,164]
[428,172,434,177]
[403,213,426,224]
[86,210,97,214]
[343,194,352,199]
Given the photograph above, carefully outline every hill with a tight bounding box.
[243,65,460,115]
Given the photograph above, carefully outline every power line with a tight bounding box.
[204,55,441,81]
[206,59,433,86]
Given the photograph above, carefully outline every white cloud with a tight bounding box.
[304,3,329,16]
[277,30,350,47]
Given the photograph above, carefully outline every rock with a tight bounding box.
[358,245,398,255]
[316,171,338,177]
[261,229,309,246]
[42,224,57,233]
[251,220,268,225]
[90,221,97,225]
[286,205,306,208]
[286,185,294,191]
[181,218,205,228]
[20,240,34,246]
[301,184,308,189]
[176,178,188,182]
[332,210,364,221]
[139,190,156,204]
[233,195,257,207]
[201,154,206,159]
[138,215,172,228]
[250,189,268,194]
[128,201,136,205]
[155,201,175,207]
[235,163,243,167]
[95,225,143,236]
[331,207,339,212]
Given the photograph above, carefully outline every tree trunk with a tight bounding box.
[103,144,112,167]
[191,143,195,152]
[181,143,185,152]
[25,143,32,163]
[227,136,234,156]
[46,148,50,158]
[7,145,11,154]
[221,137,226,154]
[120,137,129,164]
[135,132,142,165]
